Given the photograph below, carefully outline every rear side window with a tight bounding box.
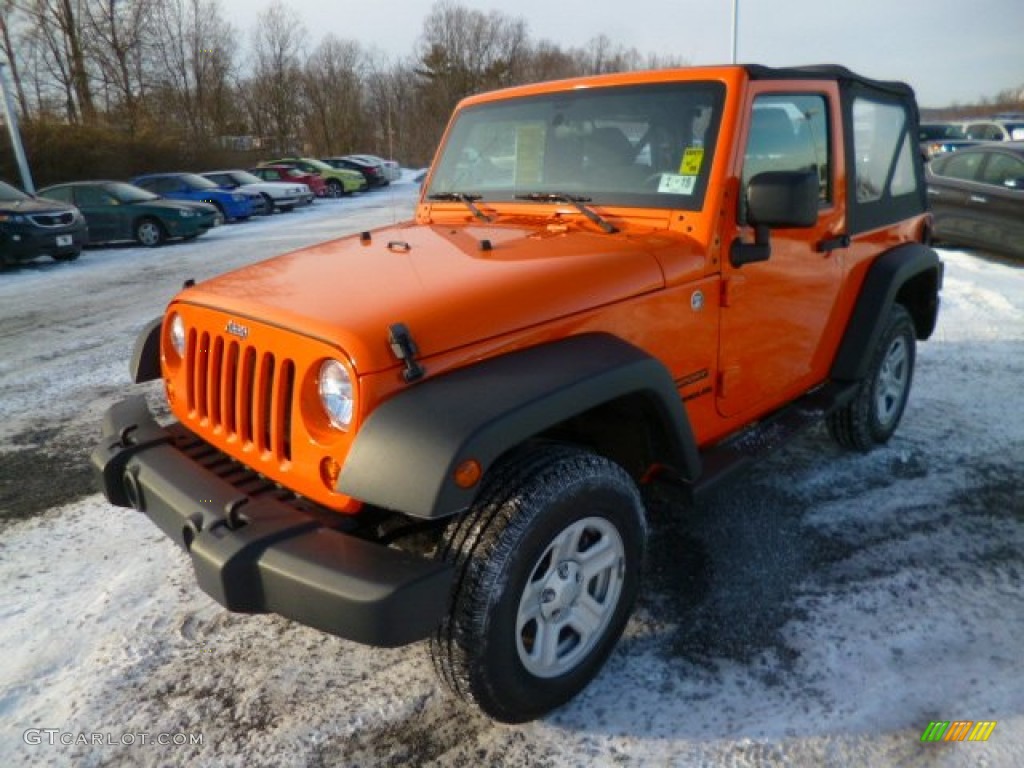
[846,92,925,233]
[853,99,918,202]
[979,152,1024,186]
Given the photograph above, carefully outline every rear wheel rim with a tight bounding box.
[875,336,909,428]
[515,516,625,679]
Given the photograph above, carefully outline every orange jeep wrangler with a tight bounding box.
[93,65,942,723]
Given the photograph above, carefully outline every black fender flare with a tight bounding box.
[831,242,943,381]
[337,333,701,519]
[131,316,163,383]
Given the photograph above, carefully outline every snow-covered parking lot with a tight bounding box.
[1,175,1022,767]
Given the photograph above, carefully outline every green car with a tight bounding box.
[37,181,217,247]
[262,157,367,197]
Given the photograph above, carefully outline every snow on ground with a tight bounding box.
[0,176,1022,766]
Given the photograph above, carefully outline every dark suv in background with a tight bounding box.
[0,180,88,266]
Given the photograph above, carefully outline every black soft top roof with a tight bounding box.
[744,64,916,101]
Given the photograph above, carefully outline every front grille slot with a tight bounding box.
[186,328,295,463]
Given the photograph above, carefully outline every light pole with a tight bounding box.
[730,0,739,64]
[0,59,34,194]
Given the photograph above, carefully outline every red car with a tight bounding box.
[249,165,324,200]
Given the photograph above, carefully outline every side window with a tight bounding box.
[743,94,830,202]
[75,186,111,206]
[935,151,985,181]
[852,97,919,203]
[980,153,1024,187]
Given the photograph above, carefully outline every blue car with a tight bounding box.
[131,173,257,222]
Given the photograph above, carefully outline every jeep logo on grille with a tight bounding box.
[225,320,249,339]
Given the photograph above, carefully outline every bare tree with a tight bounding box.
[18,0,96,121]
[414,1,529,156]
[151,0,237,143]
[82,0,154,133]
[302,35,364,155]
[0,1,31,117]
[246,0,305,153]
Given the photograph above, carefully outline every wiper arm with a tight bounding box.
[427,192,493,223]
[514,192,618,234]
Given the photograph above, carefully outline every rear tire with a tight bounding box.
[430,444,645,723]
[827,304,916,451]
[326,179,343,198]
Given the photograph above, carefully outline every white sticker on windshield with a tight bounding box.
[657,174,697,195]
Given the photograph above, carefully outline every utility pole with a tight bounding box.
[0,59,35,194]
[730,0,739,64]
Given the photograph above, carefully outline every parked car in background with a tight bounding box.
[0,180,87,266]
[201,169,312,212]
[249,165,324,200]
[261,158,366,197]
[132,173,257,222]
[346,154,401,181]
[926,141,1024,258]
[962,120,1024,142]
[321,156,388,188]
[918,122,979,160]
[38,181,216,247]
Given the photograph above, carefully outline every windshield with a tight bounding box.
[302,158,332,172]
[426,81,725,211]
[0,180,30,202]
[180,174,220,190]
[107,182,159,203]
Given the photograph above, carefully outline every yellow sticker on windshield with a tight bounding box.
[679,147,704,176]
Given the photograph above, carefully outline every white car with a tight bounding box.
[347,154,402,182]
[201,170,312,212]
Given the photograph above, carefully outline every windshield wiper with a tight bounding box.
[427,192,493,223]
[514,192,618,234]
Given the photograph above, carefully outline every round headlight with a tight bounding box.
[319,359,354,430]
[169,314,186,357]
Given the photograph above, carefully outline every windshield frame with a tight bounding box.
[425,80,726,213]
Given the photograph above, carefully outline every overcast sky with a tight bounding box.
[219,0,1024,108]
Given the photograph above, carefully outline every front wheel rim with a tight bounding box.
[515,516,625,679]
[138,222,159,245]
[875,336,909,428]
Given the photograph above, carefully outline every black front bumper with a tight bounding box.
[90,396,453,647]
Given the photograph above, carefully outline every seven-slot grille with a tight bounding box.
[186,328,295,462]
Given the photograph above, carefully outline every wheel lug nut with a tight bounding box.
[541,588,556,603]
[558,563,570,578]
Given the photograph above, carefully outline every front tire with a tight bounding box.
[134,218,165,247]
[827,304,916,451]
[430,445,646,723]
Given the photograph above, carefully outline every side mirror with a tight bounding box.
[731,169,819,267]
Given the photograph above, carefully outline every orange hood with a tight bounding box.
[175,222,679,374]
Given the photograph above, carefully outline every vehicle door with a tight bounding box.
[73,185,120,242]
[975,150,1024,254]
[717,86,844,418]
[927,151,986,243]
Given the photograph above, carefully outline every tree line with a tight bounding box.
[0,0,687,185]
